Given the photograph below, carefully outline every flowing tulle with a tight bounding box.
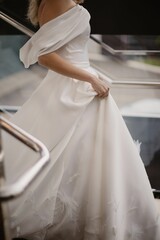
[2,4,160,240]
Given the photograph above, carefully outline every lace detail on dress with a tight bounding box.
[82,194,159,240]
[12,191,80,240]
[11,191,160,240]
[52,192,79,230]
[67,173,80,184]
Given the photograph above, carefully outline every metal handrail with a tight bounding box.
[90,35,160,55]
[0,11,34,37]
[95,68,160,87]
[0,116,50,200]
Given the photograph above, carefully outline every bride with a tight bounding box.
[3,0,160,239]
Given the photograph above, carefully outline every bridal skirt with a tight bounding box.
[2,69,160,240]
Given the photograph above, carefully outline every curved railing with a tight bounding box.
[0,116,50,200]
[0,116,50,240]
[0,11,34,37]
[90,35,160,55]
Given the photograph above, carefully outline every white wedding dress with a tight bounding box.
[2,4,160,240]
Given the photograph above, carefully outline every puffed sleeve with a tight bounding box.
[19,5,90,68]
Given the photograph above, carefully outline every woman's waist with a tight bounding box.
[47,64,98,78]
[64,56,90,68]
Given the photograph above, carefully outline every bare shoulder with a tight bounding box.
[37,0,49,27]
[38,0,77,27]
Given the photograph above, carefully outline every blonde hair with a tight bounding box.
[27,0,84,26]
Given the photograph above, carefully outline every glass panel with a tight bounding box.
[102,35,160,51]
[110,84,160,173]
[0,35,46,107]
[89,35,160,83]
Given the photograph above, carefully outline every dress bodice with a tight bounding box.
[55,26,90,68]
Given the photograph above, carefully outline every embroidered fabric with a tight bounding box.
[12,190,160,240]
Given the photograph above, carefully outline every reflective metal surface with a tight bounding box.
[0,116,50,200]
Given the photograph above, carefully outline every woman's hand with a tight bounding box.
[38,52,109,98]
[90,77,109,98]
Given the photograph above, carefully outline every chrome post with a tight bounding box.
[0,125,11,240]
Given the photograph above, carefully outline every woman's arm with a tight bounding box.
[38,52,109,98]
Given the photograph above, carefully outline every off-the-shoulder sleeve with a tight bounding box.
[19,5,90,68]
